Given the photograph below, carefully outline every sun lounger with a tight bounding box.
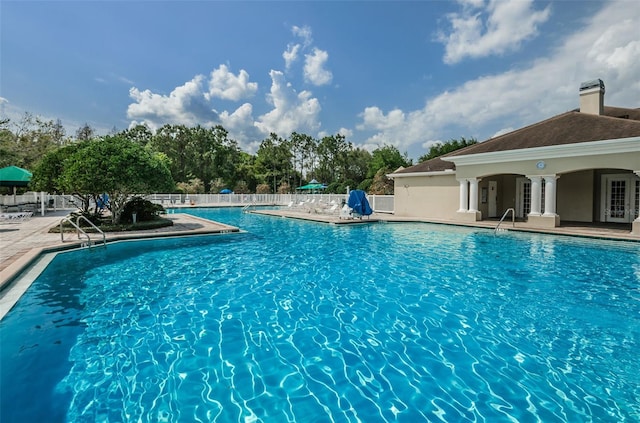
[0,211,33,223]
[315,203,339,214]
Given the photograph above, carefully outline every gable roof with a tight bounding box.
[393,156,456,174]
[395,105,640,175]
[448,107,640,157]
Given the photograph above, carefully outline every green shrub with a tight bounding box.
[120,197,165,223]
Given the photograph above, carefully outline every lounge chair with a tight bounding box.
[315,203,339,214]
[339,204,352,219]
[0,211,33,223]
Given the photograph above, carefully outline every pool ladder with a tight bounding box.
[60,215,106,249]
[242,202,257,213]
[494,208,515,234]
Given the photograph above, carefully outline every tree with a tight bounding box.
[0,113,70,171]
[316,134,350,184]
[30,143,82,194]
[367,145,411,179]
[255,133,293,193]
[344,148,371,183]
[232,152,258,193]
[177,178,204,194]
[75,123,95,141]
[0,119,18,168]
[289,132,316,188]
[57,136,174,223]
[118,124,154,146]
[368,168,395,194]
[418,137,477,162]
[148,124,241,192]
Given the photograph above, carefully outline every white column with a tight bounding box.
[543,176,558,216]
[469,178,481,213]
[529,176,542,216]
[457,179,468,212]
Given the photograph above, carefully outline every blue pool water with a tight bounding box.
[1,208,639,422]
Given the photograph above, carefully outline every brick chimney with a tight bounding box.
[579,79,605,115]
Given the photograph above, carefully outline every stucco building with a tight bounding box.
[389,80,640,236]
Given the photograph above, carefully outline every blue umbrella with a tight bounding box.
[220,188,233,194]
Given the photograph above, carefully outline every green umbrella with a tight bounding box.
[297,183,326,190]
[0,166,32,187]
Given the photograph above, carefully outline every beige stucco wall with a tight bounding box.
[393,150,639,226]
[393,173,459,219]
[557,170,594,222]
[452,151,639,179]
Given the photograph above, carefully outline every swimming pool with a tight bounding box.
[1,208,639,422]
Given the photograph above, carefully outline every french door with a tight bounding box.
[601,174,640,223]
[516,177,545,218]
[516,178,530,218]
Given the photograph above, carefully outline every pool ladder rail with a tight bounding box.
[60,215,107,249]
[242,202,257,213]
[494,208,515,234]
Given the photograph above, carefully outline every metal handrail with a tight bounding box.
[242,202,257,213]
[494,208,515,234]
[60,215,106,248]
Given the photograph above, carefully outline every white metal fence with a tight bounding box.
[1,192,395,214]
[0,192,78,214]
[149,193,394,213]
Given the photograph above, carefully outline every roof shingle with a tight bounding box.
[448,108,640,157]
[396,105,640,175]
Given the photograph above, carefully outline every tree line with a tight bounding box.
[1,113,415,197]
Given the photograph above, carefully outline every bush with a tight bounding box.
[120,197,165,223]
[256,183,271,194]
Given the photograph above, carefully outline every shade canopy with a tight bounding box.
[0,166,32,187]
[297,183,327,190]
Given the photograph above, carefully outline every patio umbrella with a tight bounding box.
[297,179,328,191]
[0,166,32,202]
[0,166,32,187]
[296,183,326,190]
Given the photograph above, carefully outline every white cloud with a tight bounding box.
[218,103,264,151]
[255,70,321,136]
[127,75,218,131]
[206,65,258,101]
[357,107,406,131]
[292,25,313,47]
[282,25,312,71]
[283,43,301,69]
[126,61,326,153]
[491,127,515,138]
[358,1,640,156]
[421,139,444,151]
[283,25,333,87]
[438,0,551,64]
[304,48,333,86]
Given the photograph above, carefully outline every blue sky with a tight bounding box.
[2,0,639,160]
